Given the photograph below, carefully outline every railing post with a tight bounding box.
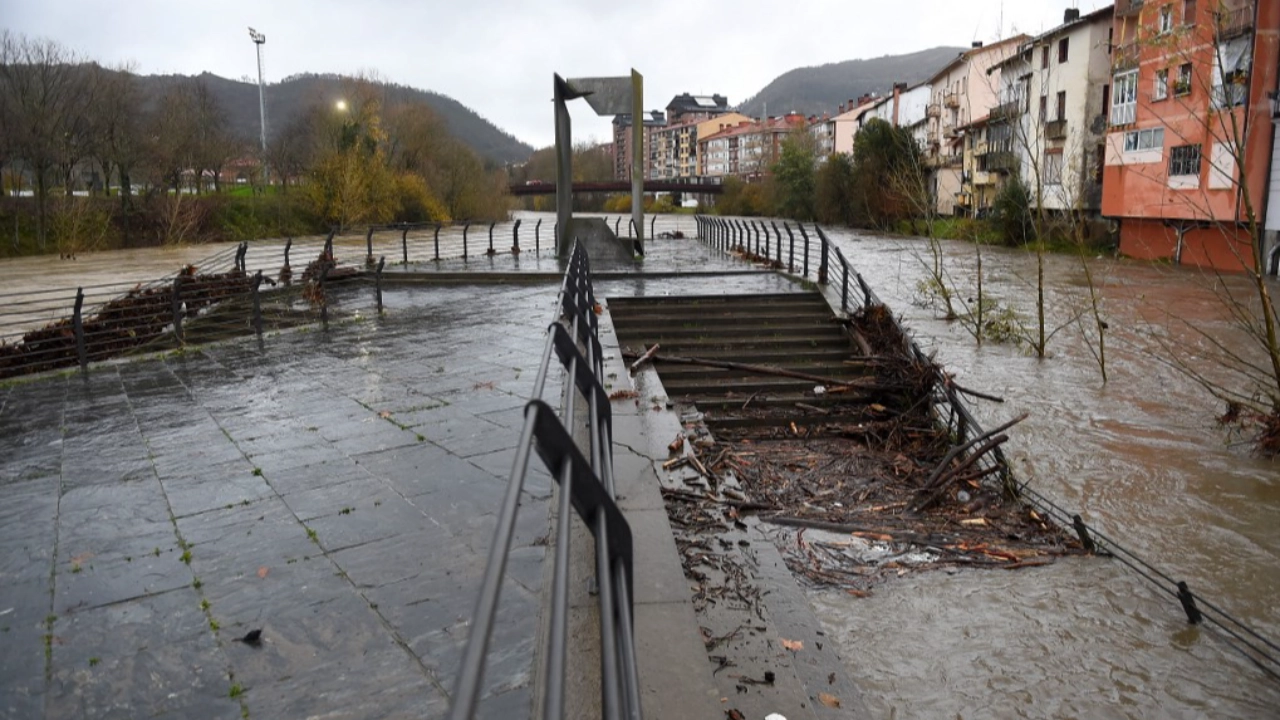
[1072,514,1097,553]
[650,215,655,240]
[784,222,796,272]
[433,223,442,261]
[799,223,811,278]
[752,221,761,256]
[365,226,376,267]
[614,216,621,236]
[463,221,471,260]
[72,287,87,372]
[236,242,248,274]
[486,221,497,256]
[318,263,330,325]
[251,271,264,337]
[512,219,522,254]
[283,236,293,270]
[771,221,783,265]
[171,276,184,344]
[818,227,829,284]
[401,225,410,264]
[1177,581,1203,624]
[841,256,849,311]
[629,218,637,237]
[535,219,542,255]
[375,256,386,312]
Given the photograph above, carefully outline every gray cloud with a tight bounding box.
[2,0,1102,149]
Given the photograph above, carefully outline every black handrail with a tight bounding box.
[449,242,640,720]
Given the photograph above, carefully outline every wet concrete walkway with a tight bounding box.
[1,284,562,719]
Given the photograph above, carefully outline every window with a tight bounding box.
[1056,91,1067,121]
[1044,151,1064,185]
[1158,5,1174,33]
[1175,63,1193,95]
[1039,95,1048,122]
[1154,68,1169,100]
[1212,35,1252,108]
[1058,37,1070,63]
[1042,46,1050,69]
[1122,127,1165,152]
[1169,144,1201,176]
[1111,70,1138,125]
[1183,0,1197,25]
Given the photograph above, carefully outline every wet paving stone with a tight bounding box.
[0,280,568,718]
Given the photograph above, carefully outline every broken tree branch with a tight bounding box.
[629,343,661,375]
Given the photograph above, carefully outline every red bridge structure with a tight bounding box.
[509,180,724,196]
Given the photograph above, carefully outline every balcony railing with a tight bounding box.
[1113,42,1140,69]
[980,150,1019,173]
[1117,0,1144,18]
[926,103,942,119]
[1215,3,1255,38]
[990,99,1022,120]
[1044,119,1068,140]
[944,92,961,109]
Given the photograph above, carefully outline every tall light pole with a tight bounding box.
[248,27,268,185]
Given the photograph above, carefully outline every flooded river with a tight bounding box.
[815,227,1280,718]
[1,220,1277,717]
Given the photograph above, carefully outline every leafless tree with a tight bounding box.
[0,31,87,248]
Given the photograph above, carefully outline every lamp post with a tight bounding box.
[248,27,268,186]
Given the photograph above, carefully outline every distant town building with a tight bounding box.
[698,114,808,180]
[665,93,732,125]
[612,111,665,181]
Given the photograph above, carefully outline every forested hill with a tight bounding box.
[738,46,967,117]
[134,71,534,166]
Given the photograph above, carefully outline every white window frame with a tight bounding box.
[1154,69,1169,100]
[1158,6,1174,33]
[1044,151,1064,185]
[1111,70,1138,125]
[1123,127,1165,152]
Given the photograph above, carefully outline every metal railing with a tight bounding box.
[449,242,640,719]
[692,214,1280,681]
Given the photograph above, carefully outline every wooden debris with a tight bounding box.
[628,343,660,375]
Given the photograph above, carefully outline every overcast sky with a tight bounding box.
[3,0,1107,150]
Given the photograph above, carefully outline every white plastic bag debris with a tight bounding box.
[766,714,788,720]
[813,385,827,396]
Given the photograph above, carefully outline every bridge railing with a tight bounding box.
[692,214,1280,681]
[449,241,640,719]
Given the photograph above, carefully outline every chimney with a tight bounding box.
[1064,8,1080,22]
[972,41,984,48]
[892,83,902,127]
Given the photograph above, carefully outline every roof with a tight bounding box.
[992,6,1115,71]
[926,34,1031,84]
[698,117,799,144]
[666,93,730,114]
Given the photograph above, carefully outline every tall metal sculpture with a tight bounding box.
[554,71,645,257]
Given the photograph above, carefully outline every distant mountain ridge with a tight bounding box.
[738,46,968,117]
[133,72,534,166]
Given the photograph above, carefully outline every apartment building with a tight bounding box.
[611,111,666,181]
[650,112,752,180]
[1101,0,1279,270]
[987,7,1115,215]
[925,36,1027,214]
[698,114,808,180]
[859,82,934,148]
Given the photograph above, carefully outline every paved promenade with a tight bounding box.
[0,236,781,719]
[1,282,562,719]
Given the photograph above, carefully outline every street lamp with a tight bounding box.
[248,27,268,185]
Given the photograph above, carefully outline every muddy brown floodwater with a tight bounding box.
[815,227,1280,719]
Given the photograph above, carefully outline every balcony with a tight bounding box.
[944,92,960,109]
[1044,119,1068,140]
[980,150,1019,173]
[926,103,942,119]
[1116,0,1143,18]
[1113,41,1139,70]
[1215,3,1255,39]
[990,100,1022,120]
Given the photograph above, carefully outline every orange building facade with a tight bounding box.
[1101,0,1280,271]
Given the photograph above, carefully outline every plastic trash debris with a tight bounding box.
[814,385,827,396]
[957,490,971,503]
[766,714,788,720]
